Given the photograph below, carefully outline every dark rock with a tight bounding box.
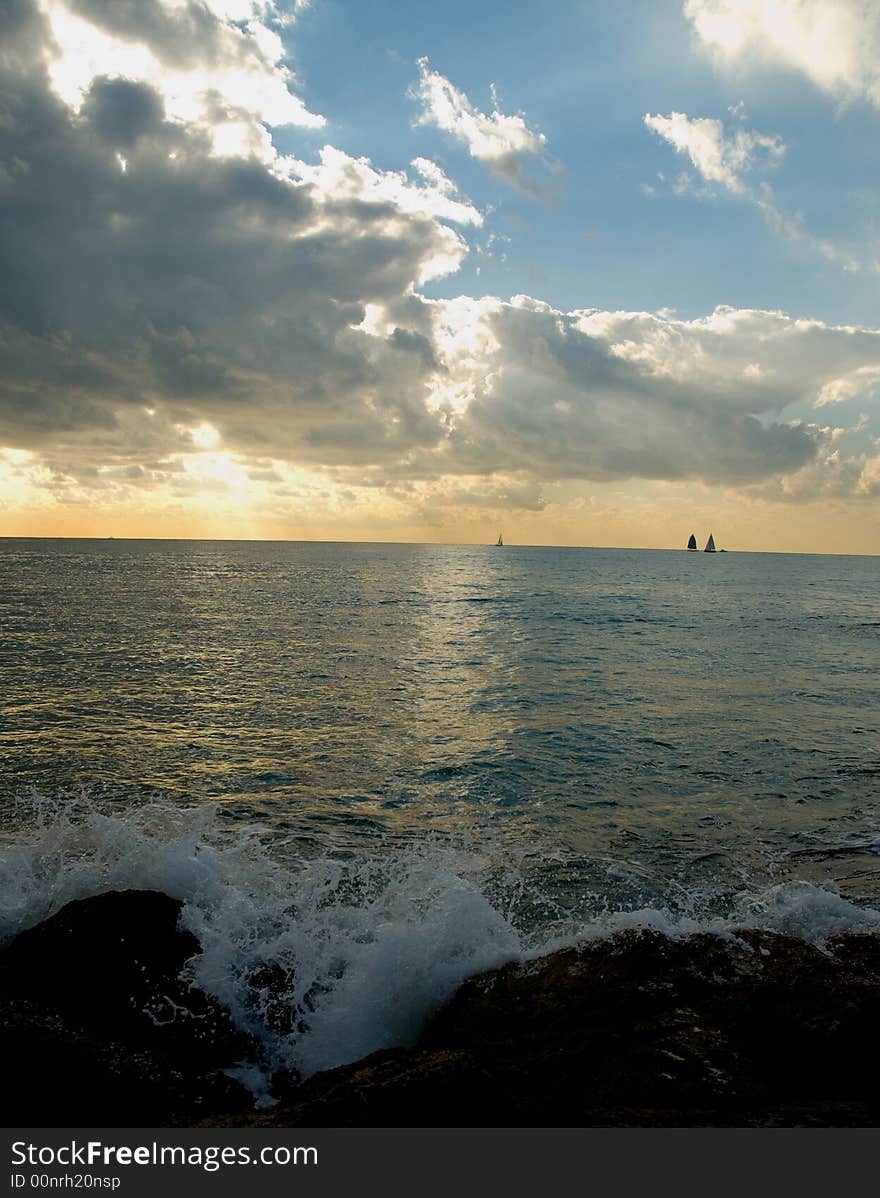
[0,890,254,1126]
[417,928,880,1125]
[0,996,250,1127]
[431,924,880,1121]
[226,928,880,1127]
[237,1048,498,1127]
[8,893,880,1127]
[0,889,250,1067]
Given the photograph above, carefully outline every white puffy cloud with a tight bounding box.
[645,108,865,270]
[282,146,482,242]
[743,441,880,502]
[2,0,880,525]
[684,0,880,108]
[644,110,784,195]
[37,0,324,160]
[409,57,548,195]
[0,0,470,482]
[418,299,880,487]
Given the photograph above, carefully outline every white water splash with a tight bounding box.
[2,793,878,1090]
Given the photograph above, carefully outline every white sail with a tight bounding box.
[704,533,716,552]
[496,533,504,547]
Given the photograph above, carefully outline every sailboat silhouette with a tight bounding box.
[704,533,716,553]
[687,533,697,550]
[496,532,504,547]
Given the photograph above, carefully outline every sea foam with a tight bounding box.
[2,793,879,1091]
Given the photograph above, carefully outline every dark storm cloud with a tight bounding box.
[440,302,826,485]
[0,0,459,471]
[64,0,259,72]
[2,0,880,502]
[79,77,167,147]
[387,326,441,372]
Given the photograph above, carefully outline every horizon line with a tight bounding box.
[0,535,876,558]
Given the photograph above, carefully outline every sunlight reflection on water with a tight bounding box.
[1,538,878,907]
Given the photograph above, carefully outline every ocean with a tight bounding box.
[1,538,879,1086]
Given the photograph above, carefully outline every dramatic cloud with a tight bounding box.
[421,299,880,488]
[37,0,326,166]
[684,0,880,109]
[2,0,880,531]
[0,1,466,476]
[409,58,548,196]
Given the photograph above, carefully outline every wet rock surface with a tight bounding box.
[0,890,253,1126]
[238,928,880,1127]
[3,891,880,1127]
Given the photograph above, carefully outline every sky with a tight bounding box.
[1,0,880,552]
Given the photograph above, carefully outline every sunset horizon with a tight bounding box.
[1,529,877,556]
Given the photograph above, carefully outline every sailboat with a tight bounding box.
[704,533,716,553]
[686,533,697,551]
[496,533,504,547]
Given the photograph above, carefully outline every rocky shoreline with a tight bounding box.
[2,889,879,1127]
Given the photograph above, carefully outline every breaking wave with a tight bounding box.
[2,793,879,1093]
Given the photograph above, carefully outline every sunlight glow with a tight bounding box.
[188,422,222,451]
[183,451,248,489]
[39,0,324,138]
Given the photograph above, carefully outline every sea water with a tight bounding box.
[1,539,878,1080]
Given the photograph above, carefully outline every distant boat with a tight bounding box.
[687,533,697,551]
[496,533,504,547]
[704,533,717,553]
